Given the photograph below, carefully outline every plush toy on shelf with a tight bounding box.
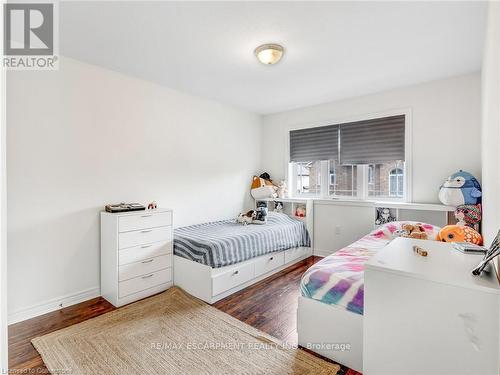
[274,201,284,213]
[437,225,483,245]
[454,204,481,229]
[375,207,396,226]
[250,174,277,199]
[276,180,287,199]
[438,170,482,207]
[295,205,306,218]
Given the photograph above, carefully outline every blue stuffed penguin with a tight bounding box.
[438,170,482,206]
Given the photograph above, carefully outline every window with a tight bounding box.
[389,167,404,197]
[367,161,405,198]
[329,159,357,197]
[329,169,336,186]
[289,114,407,200]
[295,161,321,195]
[368,165,374,184]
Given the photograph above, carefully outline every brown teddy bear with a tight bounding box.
[399,223,428,240]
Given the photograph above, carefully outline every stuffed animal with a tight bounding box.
[250,176,277,199]
[375,207,396,226]
[253,207,268,225]
[454,204,481,228]
[276,180,287,199]
[438,170,482,206]
[274,201,284,213]
[437,225,483,245]
[396,223,428,240]
[236,210,257,225]
[295,205,306,218]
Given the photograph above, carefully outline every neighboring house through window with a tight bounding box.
[389,168,404,197]
[289,114,407,200]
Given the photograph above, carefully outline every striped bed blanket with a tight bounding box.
[300,221,441,315]
[174,212,311,268]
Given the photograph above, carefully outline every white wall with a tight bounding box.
[0,3,8,368]
[6,57,262,322]
[262,73,482,204]
[481,2,500,249]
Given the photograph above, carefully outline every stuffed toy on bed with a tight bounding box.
[236,208,268,225]
[236,210,257,225]
[437,225,483,245]
[395,223,429,240]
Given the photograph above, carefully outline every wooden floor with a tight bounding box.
[9,256,361,375]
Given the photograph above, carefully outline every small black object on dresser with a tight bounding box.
[105,203,145,213]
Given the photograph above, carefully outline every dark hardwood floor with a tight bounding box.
[9,256,361,375]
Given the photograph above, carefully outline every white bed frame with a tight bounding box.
[297,295,363,372]
[174,246,312,304]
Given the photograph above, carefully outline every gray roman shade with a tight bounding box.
[339,115,405,164]
[289,124,339,162]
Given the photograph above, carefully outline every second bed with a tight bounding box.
[174,212,312,303]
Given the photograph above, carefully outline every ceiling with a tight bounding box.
[60,1,487,114]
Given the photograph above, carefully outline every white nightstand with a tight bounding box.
[100,208,173,307]
[363,237,500,375]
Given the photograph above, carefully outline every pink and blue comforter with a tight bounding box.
[300,222,441,315]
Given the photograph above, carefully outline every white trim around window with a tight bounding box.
[284,108,413,202]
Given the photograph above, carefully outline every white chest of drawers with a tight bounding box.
[100,208,173,307]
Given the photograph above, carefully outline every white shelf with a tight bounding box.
[255,197,308,203]
[256,197,455,212]
[372,201,455,212]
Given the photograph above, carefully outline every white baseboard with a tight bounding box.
[8,287,101,325]
[312,248,331,257]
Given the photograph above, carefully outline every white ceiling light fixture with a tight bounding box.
[254,43,284,65]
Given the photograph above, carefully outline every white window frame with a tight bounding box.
[285,108,412,202]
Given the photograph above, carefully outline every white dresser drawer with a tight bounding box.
[285,247,311,264]
[119,211,172,232]
[212,262,254,296]
[255,252,285,277]
[119,241,172,265]
[119,227,172,249]
[119,268,172,298]
[119,254,172,281]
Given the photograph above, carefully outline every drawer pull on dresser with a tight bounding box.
[141,274,154,279]
[141,259,154,264]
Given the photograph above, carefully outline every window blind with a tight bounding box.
[339,115,405,164]
[289,124,339,162]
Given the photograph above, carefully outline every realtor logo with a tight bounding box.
[3,2,59,69]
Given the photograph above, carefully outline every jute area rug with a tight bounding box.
[32,287,340,374]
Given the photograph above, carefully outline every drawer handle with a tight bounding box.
[232,270,239,275]
[141,215,153,218]
[269,257,274,261]
[141,259,154,264]
[141,273,154,279]
[141,244,152,249]
[140,229,153,233]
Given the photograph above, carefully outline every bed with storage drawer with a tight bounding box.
[297,221,442,372]
[174,212,311,303]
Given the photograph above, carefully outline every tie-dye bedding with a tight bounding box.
[300,221,441,315]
